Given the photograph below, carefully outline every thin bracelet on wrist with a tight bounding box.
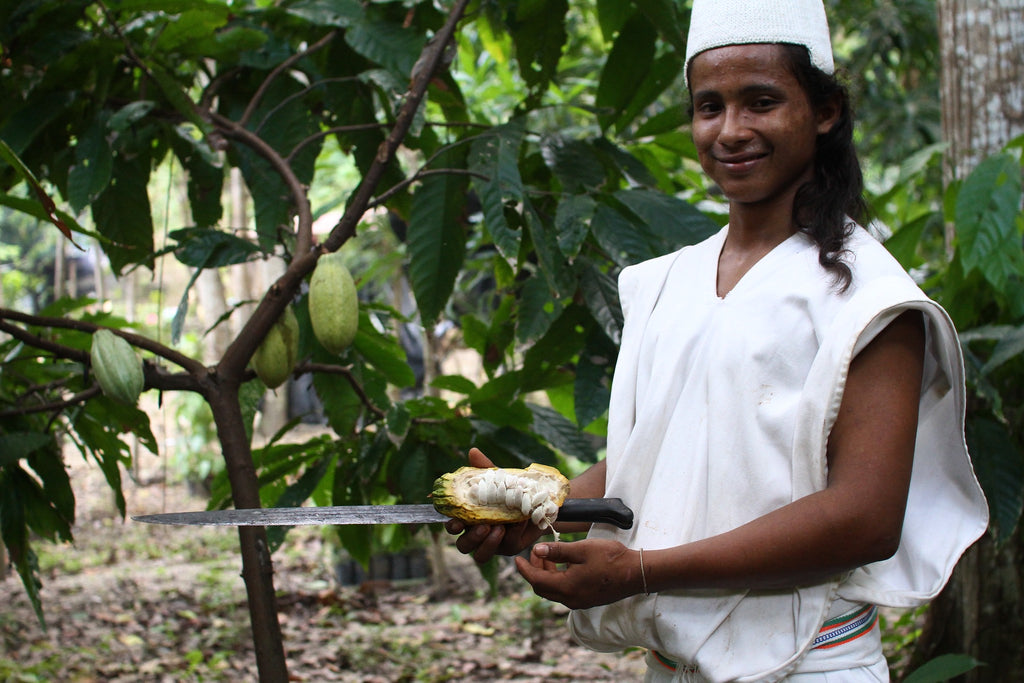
[639,548,650,595]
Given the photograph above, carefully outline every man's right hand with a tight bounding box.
[444,447,548,563]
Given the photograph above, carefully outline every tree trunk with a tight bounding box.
[938,0,1024,250]
[914,2,1024,680]
[207,385,289,682]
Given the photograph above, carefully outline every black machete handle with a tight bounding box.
[555,498,633,529]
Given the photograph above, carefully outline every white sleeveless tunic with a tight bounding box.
[567,225,988,682]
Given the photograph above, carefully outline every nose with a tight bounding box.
[718,106,752,146]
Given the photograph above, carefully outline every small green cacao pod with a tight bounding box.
[90,329,145,405]
[432,464,570,530]
[308,252,359,355]
[252,305,299,389]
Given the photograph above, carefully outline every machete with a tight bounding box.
[132,498,634,529]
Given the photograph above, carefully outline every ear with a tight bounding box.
[816,93,841,135]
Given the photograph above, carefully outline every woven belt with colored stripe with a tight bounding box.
[651,603,879,674]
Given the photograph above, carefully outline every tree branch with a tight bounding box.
[322,0,473,253]
[239,30,338,129]
[218,0,473,379]
[0,308,205,375]
[302,362,387,419]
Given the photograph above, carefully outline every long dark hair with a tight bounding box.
[779,43,865,292]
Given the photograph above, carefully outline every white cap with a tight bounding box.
[684,0,834,87]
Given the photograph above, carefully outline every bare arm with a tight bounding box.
[518,311,926,608]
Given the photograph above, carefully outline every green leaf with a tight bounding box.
[509,0,568,101]
[903,654,983,683]
[979,324,1024,377]
[0,468,45,628]
[545,138,607,192]
[352,311,416,388]
[591,201,657,266]
[966,416,1024,544]
[525,201,575,299]
[171,228,259,268]
[955,152,1024,293]
[170,128,224,228]
[595,11,656,132]
[575,333,614,430]
[92,152,155,274]
[555,194,596,259]
[0,432,52,467]
[633,0,689,55]
[516,274,564,344]
[345,19,425,78]
[578,260,623,345]
[470,121,526,260]
[430,375,478,395]
[528,403,596,461]
[67,119,114,213]
[614,188,718,251]
[407,148,470,323]
[472,422,558,467]
[523,304,592,381]
[285,0,364,27]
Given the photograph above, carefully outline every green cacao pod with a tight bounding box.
[432,464,570,529]
[90,329,145,405]
[252,305,299,389]
[308,252,359,355]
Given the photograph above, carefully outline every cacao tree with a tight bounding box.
[0,0,714,678]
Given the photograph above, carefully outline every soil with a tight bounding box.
[0,455,648,682]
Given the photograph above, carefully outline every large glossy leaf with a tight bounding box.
[595,11,656,132]
[508,0,568,101]
[528,403,597,461]
[614,187,718,251]
[516,273,565,344]
[967,415,1024,544]
[575,331,615,430]
[0,432,52,467]
[0,467,45,626]
[578,264,620,348]
[67,119,113,214]
[407,148,469,323]
[170,128,224,228]
[352,311,416,389]
[91,152,155,274]
[345,18,424,78]
[555,193,596,259]
[633,0,688,55]
[469,121,526,260]
[903,654,982,683]
[955,152,1024,293]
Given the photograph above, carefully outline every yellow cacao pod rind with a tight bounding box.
[252,306,299,389]
[309,253,359,355]
[90,329,144,405]
[431,464,570,525]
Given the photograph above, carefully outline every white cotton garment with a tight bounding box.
[567,226,988,683]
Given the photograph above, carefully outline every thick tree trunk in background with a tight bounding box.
[916,2,1024,681]
[938,0,1024,249]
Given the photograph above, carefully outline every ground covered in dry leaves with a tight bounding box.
[1,459,647,682]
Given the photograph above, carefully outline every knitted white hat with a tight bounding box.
[684,0,834,87]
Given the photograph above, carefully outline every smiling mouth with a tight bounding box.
[716,153,768,171]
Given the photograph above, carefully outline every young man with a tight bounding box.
[448,1,988,679]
